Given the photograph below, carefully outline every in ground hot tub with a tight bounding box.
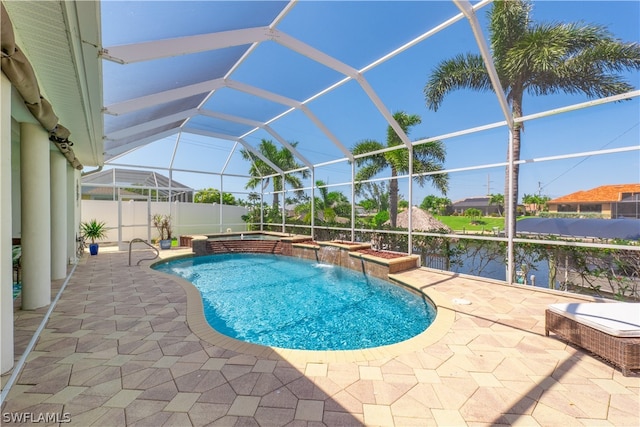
[208,232,283,241]
[186,231,313,256]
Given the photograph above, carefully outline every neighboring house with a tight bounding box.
[451,196,501,216]
[82,168,194,202]
[82,187,141,201]
[354,205,367,216]
[547,184,640,219]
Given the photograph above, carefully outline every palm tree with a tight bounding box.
[352,111,448,227]
[489,193,504,217]
[295,180,351,224]
[523,193,551,215]
[241,139,310,209]
[424,0,640,232]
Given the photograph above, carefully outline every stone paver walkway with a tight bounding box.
[2,248,639,426]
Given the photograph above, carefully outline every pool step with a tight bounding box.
[207,240,283,255]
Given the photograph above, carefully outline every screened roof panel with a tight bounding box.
[108,136,180,169]
[102,47,249,105]
[264,121,349,165]
[229,41,346,101]
[172,137,245,176]
[277,1,464,69]
[201,87,291,124]
[104,94,205,135]
[100,1,288,46]
[6,0,637,196]
[300,80,385,147]
[97,0,503,165]
[186,115,255,137]
[105,123,181,155]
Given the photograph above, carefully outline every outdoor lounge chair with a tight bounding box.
[545,302,640,376]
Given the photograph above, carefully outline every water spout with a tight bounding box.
[318,246,340,267]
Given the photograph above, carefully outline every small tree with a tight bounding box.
[194,188,237,205]
[371,211,390,229]
[465,208,482,223]
[357,182,389,213]
[420,195,451,215]
[152,214,172,241]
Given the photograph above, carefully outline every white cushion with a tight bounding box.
[548,302,640,338]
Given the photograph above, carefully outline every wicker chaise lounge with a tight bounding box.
[545,302,640,376]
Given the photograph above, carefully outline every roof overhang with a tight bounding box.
[2,1,104,167]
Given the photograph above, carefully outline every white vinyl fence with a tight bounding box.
[81,200,249,244]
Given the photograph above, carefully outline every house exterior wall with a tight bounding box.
[547,202,612,218]
[452,203,500,216]
[614,200,640,219]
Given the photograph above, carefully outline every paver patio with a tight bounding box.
[2,248,638,426]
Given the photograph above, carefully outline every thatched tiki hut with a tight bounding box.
[386,206,453,269]
[391,206,451,232]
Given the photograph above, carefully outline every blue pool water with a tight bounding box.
[154,253,436,350]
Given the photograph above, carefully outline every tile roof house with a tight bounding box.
[547,184,640,219]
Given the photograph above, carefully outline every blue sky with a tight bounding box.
[104,1,640,205]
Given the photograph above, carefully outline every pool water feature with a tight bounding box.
[154,253,436,351]
[208,233,282,241]
[317,245,341,265]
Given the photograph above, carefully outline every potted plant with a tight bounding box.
[81,219,108,255]
[152,213,173,249]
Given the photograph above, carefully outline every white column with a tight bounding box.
[1,72,14,373]
[21,122,51,310]
[67,167,78,263]
[50,151,67,279]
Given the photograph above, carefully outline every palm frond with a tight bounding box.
[315,180,329,204]
[387,111,421,143]
[424,53,492,111]
[352,139,387,172]
[411,159,448,196]
[244,176,264,191]
[242,139,310,205]
[352,139,385,156]
[504,22,640,97]
[414,140,447,164]
[284,175,305,195]
[583,40,640,72]
[355,164,385,184]
[412,173,448,196]
[489,0,531,62]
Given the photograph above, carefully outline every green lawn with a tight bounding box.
[435,215,505,232]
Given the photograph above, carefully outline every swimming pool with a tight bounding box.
[154,253,436,351]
